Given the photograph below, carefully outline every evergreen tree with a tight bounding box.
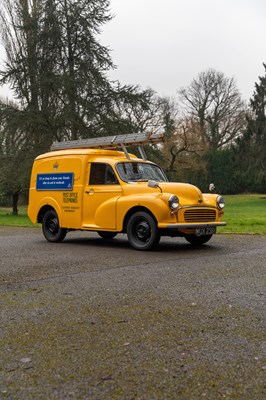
[236,64,266,192]
[0,0,154,209]
[0,0,152,145]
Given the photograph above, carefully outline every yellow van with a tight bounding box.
[28,133,226,250]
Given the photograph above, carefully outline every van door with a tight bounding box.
[82,162,122,229]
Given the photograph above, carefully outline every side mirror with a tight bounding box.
[148,180,159,188]
[148,180,162,193]
[209,183,215,192]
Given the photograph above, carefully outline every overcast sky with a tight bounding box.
[101,0,266,102]
[0,0,265,101]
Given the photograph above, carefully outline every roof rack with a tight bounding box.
[50,132,164,160]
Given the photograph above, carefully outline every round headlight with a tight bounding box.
[168,194,179,210]
[217,195,225,209]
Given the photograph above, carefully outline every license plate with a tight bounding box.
[196,227,216,236]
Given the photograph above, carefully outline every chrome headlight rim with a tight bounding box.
[216,195,225,209]
[168,194,179,210]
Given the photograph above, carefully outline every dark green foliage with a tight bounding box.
[0,0,155,209]
[235,64,266,193]
[206,149,239,194]
[0,102,33,212]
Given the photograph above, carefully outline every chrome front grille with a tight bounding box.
[184,208,216,222]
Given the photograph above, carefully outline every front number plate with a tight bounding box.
[196,227,216,236]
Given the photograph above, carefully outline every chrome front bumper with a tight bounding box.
[159,222,227,229]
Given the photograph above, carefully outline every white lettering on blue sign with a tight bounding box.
[36,173,74,190]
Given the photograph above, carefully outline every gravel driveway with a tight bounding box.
[0,227,265,399]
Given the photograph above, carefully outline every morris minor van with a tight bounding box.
[28,133,226,250]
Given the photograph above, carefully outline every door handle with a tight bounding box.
[85,189,94,195]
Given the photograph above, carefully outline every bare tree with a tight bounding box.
[0,99,33,213]
[178,69,247,150]
[148,97,207,177]
[162,116,207,175]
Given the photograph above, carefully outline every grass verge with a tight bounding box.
[0,194,265,233]
[218,194,266,234]
[0,206,38,227]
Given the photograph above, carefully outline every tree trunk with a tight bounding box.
[12,192,20,215]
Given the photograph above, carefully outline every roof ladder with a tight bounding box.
[50,132,164,160]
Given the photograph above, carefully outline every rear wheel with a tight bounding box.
[98,231,117,239]
[127,211,160,250]
[42,209,67,242]
[184,234,212,245]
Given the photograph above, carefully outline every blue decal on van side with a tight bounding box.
[36,173,74,190]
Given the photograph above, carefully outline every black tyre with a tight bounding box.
[42,209,67,243]
[127,211,160,250]
[98,231,117,239]
[184,234,212,245]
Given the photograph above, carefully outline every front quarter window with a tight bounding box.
[116,162,167,183]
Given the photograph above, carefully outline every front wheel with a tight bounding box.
[127,211,160,250]
[184,234,212,245]
[42,209,67,242]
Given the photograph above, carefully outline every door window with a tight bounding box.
[89,163,119,185]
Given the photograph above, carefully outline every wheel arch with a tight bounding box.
[122,206,157,232]
[36,197,62,224]
[37,205,56,223]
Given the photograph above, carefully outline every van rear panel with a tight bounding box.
[28,154,86,228]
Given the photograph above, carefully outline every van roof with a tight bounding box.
[35,148,139,160]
